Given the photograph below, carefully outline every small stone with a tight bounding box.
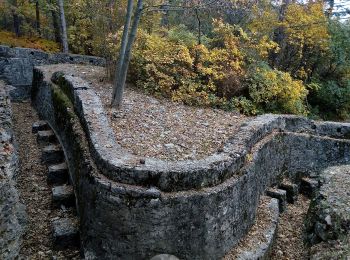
[279,181,299,203]
[52,218,79,249]
[164,143,175,149]
[48,162,68,185]
[325,215,332,226]
[52,185,75,207]
[300,177,319,197]
[41,145,64,165]
[37,130,56,146]
[32,120,49,133]
[139,158,146,164]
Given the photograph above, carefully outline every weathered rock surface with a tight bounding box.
[52,218,79,249]
[41,144,64,164]
[48,162,69,185]
[0,82,26,259]
[305,165,350,258]
[279,181,299,204]
[52,185,75,207]
[37,129,56,146]
[266,188,287,213]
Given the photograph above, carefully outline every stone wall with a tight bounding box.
[0,82,26,259]
[30,65,350,259]
[0,45,105,100]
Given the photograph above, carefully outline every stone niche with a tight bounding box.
[31,65,350,259]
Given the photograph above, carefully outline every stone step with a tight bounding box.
[266,188,287,213]
[32,120,50,133]
[279,181,299,204]
[52,185,75,207]
[48,162,69,185]
[41,145,64,165]
[300,177,319,197]
[37,130,56,146]
[52,217,79,250]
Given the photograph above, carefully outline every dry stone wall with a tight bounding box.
[0,45,105,100]
[30,65,350,259]
[0,82,26,260]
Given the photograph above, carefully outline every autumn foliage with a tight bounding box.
[1,0,350,119]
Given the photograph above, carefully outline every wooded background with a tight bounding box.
[1,0,350,119]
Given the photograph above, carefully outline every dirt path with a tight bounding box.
[12,101,79,259]
[271,195,310,260]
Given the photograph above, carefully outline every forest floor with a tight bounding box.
[12,101,79,259]
[271,195,311,259]
[43,64,249,161]
[224,194,311,259]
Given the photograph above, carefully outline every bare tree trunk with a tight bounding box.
[35,0,41,35]
[12,0,20,37]
[58,0,68,53]
[111,0,136,106]
[51,8,61,44]
[271,0,291,68]
[112,0,143,108]
[108,0,117,31]
[195,9,201,45]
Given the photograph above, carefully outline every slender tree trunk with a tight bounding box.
[49,0,61,43]
[35,0,40,35]
[112,0,143,108]
[58,0,68,53]
[160,3,170,30]
[195,9,201,45]
[12,0,20,37]
[108,0,116,31]
[51,7,61,44]
[13,13,20,37]
[111,0,135,105]
[271,0,291,68]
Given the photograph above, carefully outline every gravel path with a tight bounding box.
[41,64,249,161]
[12,101,79,259]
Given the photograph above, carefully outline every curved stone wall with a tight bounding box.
[31,65,350,259]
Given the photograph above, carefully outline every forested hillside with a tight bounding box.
[1,0,350,120]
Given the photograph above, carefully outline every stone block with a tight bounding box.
[32,120,49,133]
[1,58,33,86]
[41,145,64,165]
[52,218,79,249]
[48,162,69,185]
[37,130,56,146]
[279,182,299,203]
[52,185,75,207]
[300,177,319,197]
[266,188,287,213]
